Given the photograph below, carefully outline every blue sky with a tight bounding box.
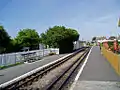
[0,0,120,40]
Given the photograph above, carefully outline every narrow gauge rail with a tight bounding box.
[0,47,90,90]
[45,48,90,90]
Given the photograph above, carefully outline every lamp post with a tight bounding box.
[114,17,120,53]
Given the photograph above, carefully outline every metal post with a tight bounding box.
[4,54,6,66]
[43,47,44,57]
[15,53,16,64]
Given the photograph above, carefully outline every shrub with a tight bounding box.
[49,52,56,56]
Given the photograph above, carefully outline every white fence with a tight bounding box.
[0,48,59,67]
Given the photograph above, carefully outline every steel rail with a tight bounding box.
[46,48,90,90]
[0,47,87,90]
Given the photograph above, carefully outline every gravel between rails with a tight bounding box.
[61,56,85,90]
[50,53,84,90]
[22,51,85,90]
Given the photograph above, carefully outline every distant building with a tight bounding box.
[73,40,86,50]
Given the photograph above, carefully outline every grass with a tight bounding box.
[0,62,24,70]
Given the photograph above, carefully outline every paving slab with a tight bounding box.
[74,81,120,90]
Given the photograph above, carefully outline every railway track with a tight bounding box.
[45,48,90,90]
[0,47,90,90]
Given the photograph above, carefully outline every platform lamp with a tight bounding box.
[114,17,120,52]
[118,17,120,50]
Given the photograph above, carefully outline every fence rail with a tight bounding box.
[0,48,59,67]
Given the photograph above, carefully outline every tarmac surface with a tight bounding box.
[73,46,120,90]
[0,54,67,84]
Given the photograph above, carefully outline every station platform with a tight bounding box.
[72,46,120,90]
[0,54,67,84]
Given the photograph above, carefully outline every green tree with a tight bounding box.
[15,29,40,50]
[109,36,116,40]
[92,37,96,41]
[40,33,47,46]
[0,26,11,53]
[7,38,21,52]
[40,26,79,53]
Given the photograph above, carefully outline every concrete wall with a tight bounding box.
[101,47,120,75]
